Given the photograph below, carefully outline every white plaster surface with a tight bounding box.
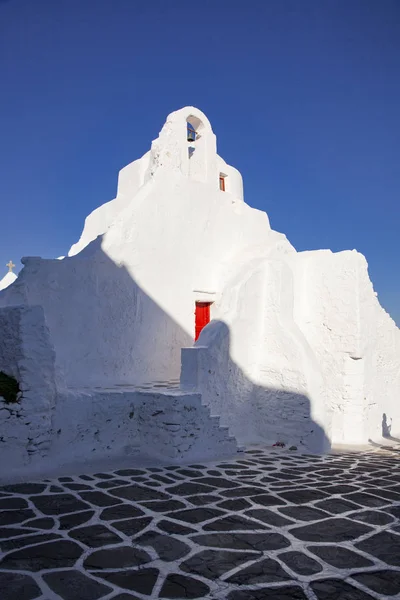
[0,305,58,472]
[0,271,17,291]
[0,106,399,479]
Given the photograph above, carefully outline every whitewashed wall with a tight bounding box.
[0,305,57,471]
[0,271,17,291]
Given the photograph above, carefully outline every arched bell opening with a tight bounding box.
[186,115,204,143]
[187,122,196,143]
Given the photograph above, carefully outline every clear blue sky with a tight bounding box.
[1,0,399,324]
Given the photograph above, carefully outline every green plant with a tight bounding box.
[0,371,20,404]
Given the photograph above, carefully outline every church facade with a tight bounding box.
[0,107,399,480]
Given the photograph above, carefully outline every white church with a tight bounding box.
[0,107,399,480]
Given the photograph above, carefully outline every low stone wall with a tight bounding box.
[1,385,237,483]
[0,305,58,473]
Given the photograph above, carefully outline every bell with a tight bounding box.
[187,130,196,142]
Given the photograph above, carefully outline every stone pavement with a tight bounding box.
[1,447,400,600]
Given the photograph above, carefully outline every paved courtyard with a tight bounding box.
[1,446,400,600]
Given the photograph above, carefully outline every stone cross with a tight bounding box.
[6,261,15,273]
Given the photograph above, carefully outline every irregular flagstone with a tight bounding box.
[166,507,225,524]
[165,483,218,496]
[259,476,285,484]
[314,469,346,477]
[194,477,240,489]
[388,506,400,519]
[308,545,374,568]
[30,494,90,515]
[314,498,366,514]
[367,487,400,501]
[349,510,395,525]
[79,491,123,507]
[0,497,29,509]
[69,524,123,547]
[96,479,130,489]
[203,514,270,531]
[356,531,400,566]
[109,484,170,502]
[84,546,151,569]
[159,573,210,599]
[220,487,273,498]
[311,578,376,599]
[278,505,330,522]
[0,526,37,538]
[100,504,145,520]
[270,481,304,488]
[363,478,397,488]
[276,489,329,504]
[49,485,65,493]
[0,540,83,571]
[0,532,61,551]
[157,519,197,535]
[43,569,112,600]
[59,511,95,530]
[344,492,390,507]
[268,473,304,481]
[114,469,147,476]
[0,571,42,600]
[95,568,159,595]
[65,483,95,490]
[135,530,191,561]
[140,499,186,512]
[142,480,162,487]
[164,472,185,481]
[289,518,372,542]
[351,569,400,597]
[150,474,179,484]
[278,550,323,575]
[177,469,204,478]
[248,493,286,506]
[0,483,47,494]
[226,557,291,585]
[188,495,221,506]
[217,499,252,511]
[193,532,290,551]
[318,484,360,494]
[180,549,257,579]
[24,517,55,529]
[111,516,152,536]
[0,509,36,525]
[244,508,294,526]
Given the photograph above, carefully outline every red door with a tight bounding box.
[195,302,212,341]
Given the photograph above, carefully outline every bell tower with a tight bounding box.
[146,107,218,186]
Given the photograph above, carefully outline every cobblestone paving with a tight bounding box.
[1,446,400,599]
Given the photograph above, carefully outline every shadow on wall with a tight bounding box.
[0,239,331,464]
[382,413,400,443]
[184,320,331,454]
[0,237,195,387]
